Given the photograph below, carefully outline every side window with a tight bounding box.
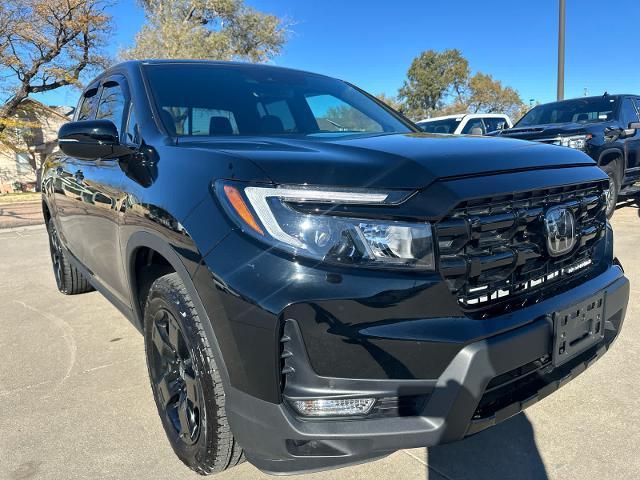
[77,88,99,120]
[125,106,140,145]
[461,118,486,135]
[634,99,640,119]
[483,117,508,133]
[620,98,639,127]
[305,94,383,133]
[96,81,126,134]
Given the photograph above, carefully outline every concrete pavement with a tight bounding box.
[0,201,43,229]
[0,203,638,480]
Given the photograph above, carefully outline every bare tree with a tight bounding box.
[0,0,113,136]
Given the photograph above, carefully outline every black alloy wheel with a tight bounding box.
[148,308,202,445]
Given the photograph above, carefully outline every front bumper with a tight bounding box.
[225,266,629,475]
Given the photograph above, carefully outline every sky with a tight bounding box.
[32,0,640,110]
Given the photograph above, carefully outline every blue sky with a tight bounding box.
[33,0,640,109]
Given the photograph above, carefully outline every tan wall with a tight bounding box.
[0,101,69,192]
[0,146,36,185]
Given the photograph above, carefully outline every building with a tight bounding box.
[0,99,72,193]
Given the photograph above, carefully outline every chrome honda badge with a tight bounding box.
[544,206,576,257]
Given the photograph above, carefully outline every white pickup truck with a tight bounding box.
[417,113,513,135]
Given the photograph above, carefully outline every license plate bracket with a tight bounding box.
[552,293,606,367]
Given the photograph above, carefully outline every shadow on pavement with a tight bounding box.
[614,195,639,215]
[425,413,548,480]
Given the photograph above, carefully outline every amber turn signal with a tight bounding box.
[223,185,264,235]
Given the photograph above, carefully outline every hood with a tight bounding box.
[497,122,607,141]
[178,132,596,189]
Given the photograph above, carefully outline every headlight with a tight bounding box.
[215,181,434,270]
[554,134,592,150]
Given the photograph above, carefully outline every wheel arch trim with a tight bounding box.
[598,147,625,179]
[125,231,232,387]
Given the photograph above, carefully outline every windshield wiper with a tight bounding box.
[324,119,348,131]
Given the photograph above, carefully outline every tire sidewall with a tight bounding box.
[46,219,67,293]
[602,161,620,218]
[143,284,220,470]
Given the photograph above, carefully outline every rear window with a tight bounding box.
[144,64,411,138]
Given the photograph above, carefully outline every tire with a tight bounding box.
[46,219,94,295]
[601,161,621,219]
[143,273,243,475]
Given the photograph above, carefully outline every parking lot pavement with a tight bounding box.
[0,203,639,480]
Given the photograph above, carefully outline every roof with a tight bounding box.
[536,94,638,107]
[5,98,71,121]
[98,59,333,85]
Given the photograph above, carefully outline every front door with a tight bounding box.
[621,98,640,182]
[57,76,131,304]
[81,76,132,303]
[54,85,100,262]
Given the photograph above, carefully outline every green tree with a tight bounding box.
[397,49,525,122]
[398,49,469,119]
[122,0,288,62]
[465,73,524,119]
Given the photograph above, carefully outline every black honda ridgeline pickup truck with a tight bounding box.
[42,61,629,476]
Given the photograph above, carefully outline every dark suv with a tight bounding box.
[494,95,640,217]
[42,61,629,476]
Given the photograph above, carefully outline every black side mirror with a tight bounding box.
[58,120,130,160]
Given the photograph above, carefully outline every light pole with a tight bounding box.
[557,0,566,101]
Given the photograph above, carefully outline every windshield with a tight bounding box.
[417,118,462,134]
[144,64,413,138]
[516,97,618,127]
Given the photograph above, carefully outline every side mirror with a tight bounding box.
[58,120,129,160]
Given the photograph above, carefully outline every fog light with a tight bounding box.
[290,398,376,417]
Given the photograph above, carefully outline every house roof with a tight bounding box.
[16,98,73,120]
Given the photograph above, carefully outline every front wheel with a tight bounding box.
[143,273,243,475]
[602,161,620,218]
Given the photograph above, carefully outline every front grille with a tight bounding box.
[436,181,608,317]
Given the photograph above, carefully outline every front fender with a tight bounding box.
[123,229,234,390]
